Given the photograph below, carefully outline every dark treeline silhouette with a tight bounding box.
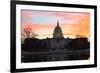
[67,38,90,51]
[21,37,90,63]
[22,37,90,52]
[22,38,48,52]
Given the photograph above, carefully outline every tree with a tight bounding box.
[76,34,86,38]
[23,27,38,38]
[24,27,32,38]
[21,27,38,44]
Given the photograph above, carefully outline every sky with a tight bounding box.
[21,10,90,39]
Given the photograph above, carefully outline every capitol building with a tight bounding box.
[42,21,70,51]
[22,21,90,62]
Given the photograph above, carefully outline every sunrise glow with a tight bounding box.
[21,10,90,39]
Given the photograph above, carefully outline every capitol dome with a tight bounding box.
[53,21,64,38]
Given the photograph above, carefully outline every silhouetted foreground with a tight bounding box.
[21,37,90,63]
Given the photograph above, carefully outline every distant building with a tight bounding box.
[42,21,71,50]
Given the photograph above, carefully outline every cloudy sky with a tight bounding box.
[21,10,90,39]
